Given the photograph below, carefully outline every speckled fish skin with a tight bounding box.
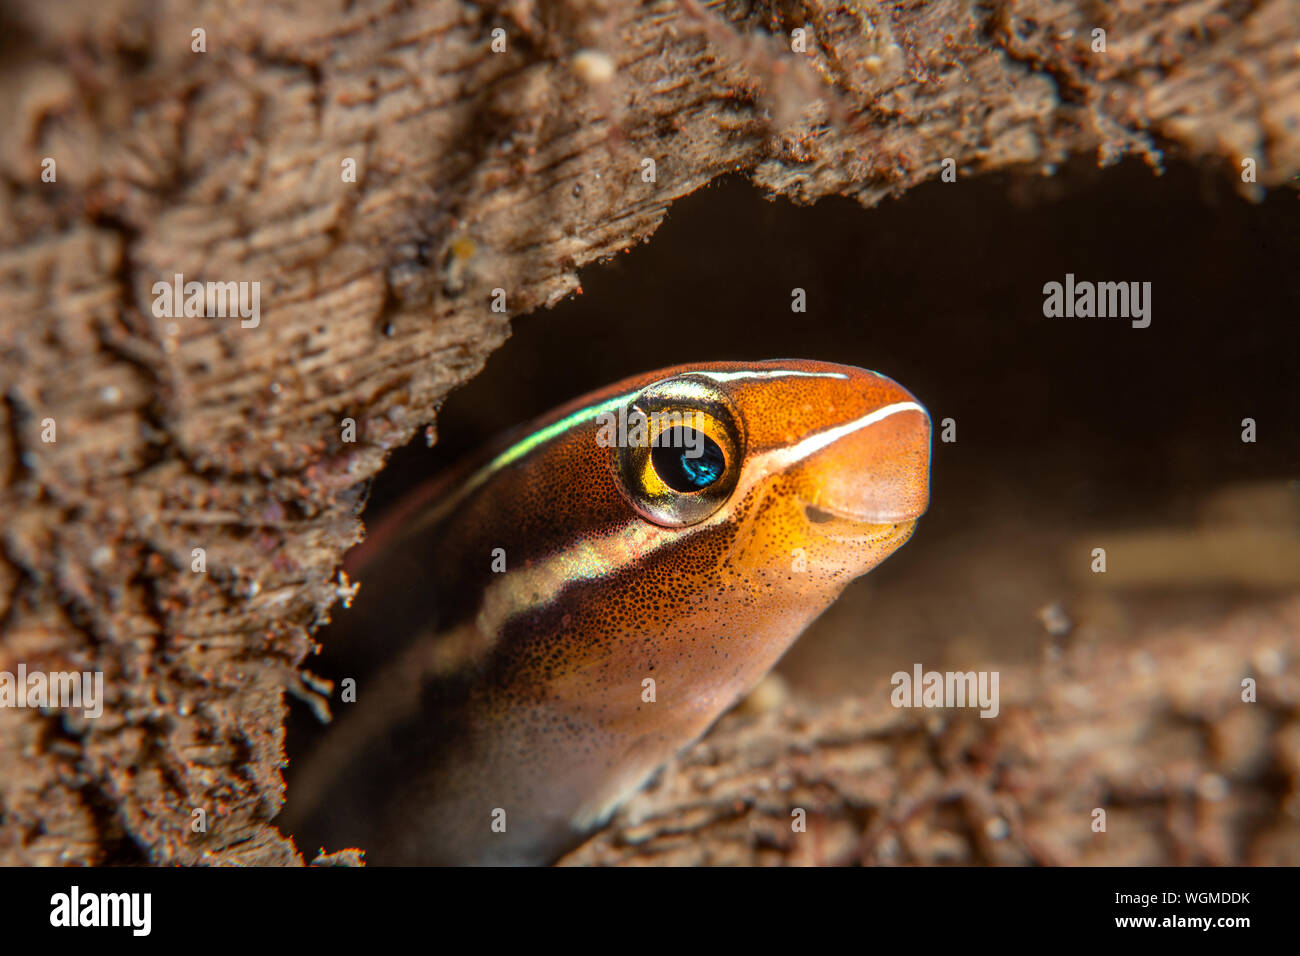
[286,359,931,865]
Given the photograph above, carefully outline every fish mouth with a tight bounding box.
[803,501,927,525]
[800,501,921,550]
[799,401,931,527]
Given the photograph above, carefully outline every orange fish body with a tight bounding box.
[287,359,931,864]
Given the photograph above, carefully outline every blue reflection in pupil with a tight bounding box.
[651,427,725,492]
[680,444,723,487]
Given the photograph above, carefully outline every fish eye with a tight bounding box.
[611,376,745,528]
[651,428,725,491]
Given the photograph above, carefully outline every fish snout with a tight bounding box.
[806,400,931,525]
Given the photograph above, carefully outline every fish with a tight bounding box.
[284,359,931,865]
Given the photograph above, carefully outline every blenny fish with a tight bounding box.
[286,359,931,865]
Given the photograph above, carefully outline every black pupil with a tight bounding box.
[652,428,725,492]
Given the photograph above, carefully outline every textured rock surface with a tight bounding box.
[564,598,1300,865]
